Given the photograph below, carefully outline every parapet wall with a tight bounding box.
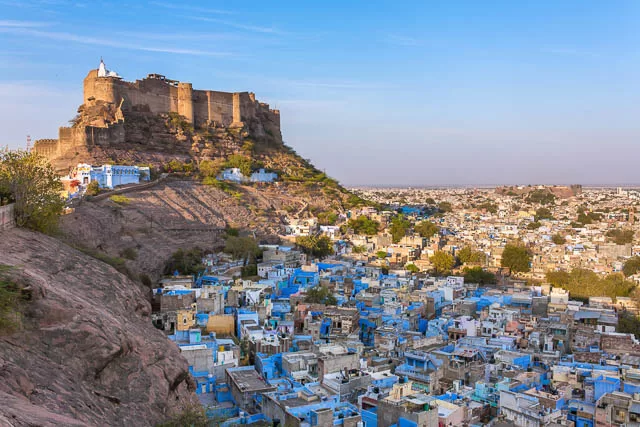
[83,69,280,129]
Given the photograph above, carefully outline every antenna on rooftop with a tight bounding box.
[26,135,31,152]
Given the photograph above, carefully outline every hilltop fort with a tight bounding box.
[34,60,282,172]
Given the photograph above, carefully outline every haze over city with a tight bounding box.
[1,0,639,185]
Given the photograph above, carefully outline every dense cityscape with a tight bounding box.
[140,183,640,427]
[2,2,640,426]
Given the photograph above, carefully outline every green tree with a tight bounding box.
[0,266,26,333]
[242,140,254,154]
[348,215,380,235]
[527,221,541,230]
[376,250,388,259]
[163,248,205,275]
[623,257,640,277]
[304,285,337,305]
[0,149,64,233]
[389,214,411,243]
[199,158,225,179]
[618,311,640,339]
[424,197,436,205]
[352,245,367,254]
[85,180,100,196]
[463,267,496,284]
[606,228,634,245]
[501,243,531,273]
[166,159,186,173]
[438,201,453,213]
[458,247,486,264]
[545,270,570,287]
[227,154,252,176]
[551,234,565,245]
[296,235,334,258]
[545,268,635,301]
[224,236,261,265]
[430,251,455,276]
[317,211,338,226]
[414,221,438,238]
[476,202,498,214]
[535,207,554,221]
[525,189,556,205]
[405,263,419,273]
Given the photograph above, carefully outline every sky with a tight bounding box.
[1,0,639,186]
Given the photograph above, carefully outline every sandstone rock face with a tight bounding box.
[0,229,197,426]
[59,180,294,280]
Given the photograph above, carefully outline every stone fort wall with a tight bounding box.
[34,68,281,171]
[82,69,280,129]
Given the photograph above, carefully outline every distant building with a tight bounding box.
[218,167,277,183]
[69,163,150,190]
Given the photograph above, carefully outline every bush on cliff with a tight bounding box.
[0,149,64,233]
[85,180,100,196]
[0,265,28,334]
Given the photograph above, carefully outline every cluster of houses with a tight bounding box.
[351,187,640,281]
[60,163,150,197]
[151,243,640,427]
[218,168,278,184]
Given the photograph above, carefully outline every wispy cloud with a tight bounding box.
[113,30,243,43]
[0,19,54,28]
[541,47,600,58]
[149,1,233,15]
[186,16,285,35]
[0,25,237,56]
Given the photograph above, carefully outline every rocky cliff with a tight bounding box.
[0,228,197,426]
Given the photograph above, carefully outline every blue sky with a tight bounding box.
[1,1,639,186]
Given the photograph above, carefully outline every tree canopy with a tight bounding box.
[551,234,566,245]
[526,221,542,230]
[438,201,453,213]
[457,247,486,264]
[389,214,411,243]
[348,215,380,235]
[535,207,554,221]
[501,243,531,273]
[623,257,640,277]
[430,251,455,276]
[545,268,636,301]
[0,149,64,233]
[199,158,226,180]
[304,285,337,305]
[224,236,261,264]
[226,154,252,176]
[463,267,496,285]
[606,228,634,245]
[414,221,439,238]
[163,248,205,276]
[405,263,419,273]
[296,235,334,258]
[525,189,556,205]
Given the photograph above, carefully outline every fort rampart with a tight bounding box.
[34,67,281,171]
[82,69,280,129]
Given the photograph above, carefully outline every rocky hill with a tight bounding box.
[0,228,197,426]
[58,170,368,281]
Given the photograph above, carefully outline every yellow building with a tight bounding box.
[176,308,196,331]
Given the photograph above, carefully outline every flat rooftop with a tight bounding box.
[227,368,274,392]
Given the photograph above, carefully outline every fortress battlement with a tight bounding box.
[34,60,282,173]
[83,64,280,129]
